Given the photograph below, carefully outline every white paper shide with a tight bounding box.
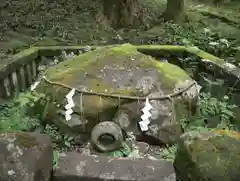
[139,97,152,131]
[30,81,40,91]
[64,88,76,121]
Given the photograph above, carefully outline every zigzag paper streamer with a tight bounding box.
[64,88,75,121]
[139,97,152,132]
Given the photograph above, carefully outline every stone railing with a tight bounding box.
[0,44,239,100]
[0,46,95,99]
[0,47,40,98]
[137,45,240,89]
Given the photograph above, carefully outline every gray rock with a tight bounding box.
[54,152,176,181]
[0,132,53,181]
[133,141,150,154]
[174,129,240,181]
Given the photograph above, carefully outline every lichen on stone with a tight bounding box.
[14,132,38,148]
[174,129,240,181]
[36,44,197,139]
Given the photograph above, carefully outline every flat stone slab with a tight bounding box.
[0,132,53,181]
[54,152,176,181]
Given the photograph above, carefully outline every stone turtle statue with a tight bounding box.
[35,44,200,152]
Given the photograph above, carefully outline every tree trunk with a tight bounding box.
[102,0,139,28]
[162,0,184,21]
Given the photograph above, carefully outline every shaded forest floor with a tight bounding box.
[0,0,240,62]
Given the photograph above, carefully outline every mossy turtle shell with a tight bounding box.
[36,44,194,134]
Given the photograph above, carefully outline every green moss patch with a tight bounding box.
[15,132,38,148]
[174,129,240,181]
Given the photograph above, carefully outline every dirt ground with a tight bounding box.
[0,0,239,60]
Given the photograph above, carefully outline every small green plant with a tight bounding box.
[160,92,237,162]
[0,92,43,133]
[44,124,62,142]
[109,142,132,157]
[159,144,177,162]
[161,22,238,62]
[155,144,177,162]
[63,135,74,148]
[180,92,237,132]
[44,124,74,149]
[0,91,75,150]
[52,150,60,169]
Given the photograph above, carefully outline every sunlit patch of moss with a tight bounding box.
[112,44,190,86]
[110,43,139,56]
[45,47,108,80]
[149,57,190,85]
[186,47,224,65]
[215,129,240,139]
[41,44,226,89]
[44,44,191,90]
[136,44,186,52]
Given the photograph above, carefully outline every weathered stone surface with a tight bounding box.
[0,47,39,78]
[36,43,200,144]
[0,132,53,181]
[134,141,150,154]
[54,152,176,181]
[174,129,240,181]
